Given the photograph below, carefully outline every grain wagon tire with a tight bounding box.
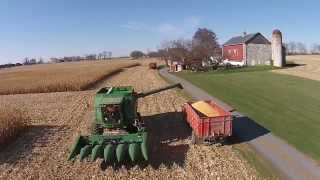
[191,131,196,145]
[91,123,103,135]
[191,131,201,145]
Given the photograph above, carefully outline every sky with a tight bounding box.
[0,0,319,63]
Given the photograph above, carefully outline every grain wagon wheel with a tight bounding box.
[191,131,196,145]
[191,130,203,145]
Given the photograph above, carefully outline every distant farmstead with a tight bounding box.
[223,33,271,66]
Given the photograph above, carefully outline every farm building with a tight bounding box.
[223,32,271,66]
[167,60,183,72]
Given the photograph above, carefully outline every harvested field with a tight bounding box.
[273,55,320,81]
[0,59,139,95]
[0,63,258,179]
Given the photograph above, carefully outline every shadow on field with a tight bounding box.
[144,112,191,168]
[100,111,191,170]
[283,62,306,68]
[0,125,66,165]
[228,116,270,144]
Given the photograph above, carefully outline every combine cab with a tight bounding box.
[68,83,183,164]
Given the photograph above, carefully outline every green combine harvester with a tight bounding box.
[68,83,183,164]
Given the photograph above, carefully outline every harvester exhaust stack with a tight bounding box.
[68,83,183,164]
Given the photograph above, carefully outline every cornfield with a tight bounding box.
[0,106,30,146]
[0,60,139,95]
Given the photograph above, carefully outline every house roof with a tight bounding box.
[223,33,268,45]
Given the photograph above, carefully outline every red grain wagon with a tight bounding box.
[148,62,157,69]
[182,100,233,145]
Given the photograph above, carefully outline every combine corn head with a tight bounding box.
[68,83,183,164]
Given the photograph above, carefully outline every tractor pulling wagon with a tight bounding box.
[182,101,233,145]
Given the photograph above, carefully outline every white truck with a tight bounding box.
[222,59,245,67]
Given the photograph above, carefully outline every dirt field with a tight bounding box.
[0,59,139,95]
[273,55,320,81]
[0,63,258,179]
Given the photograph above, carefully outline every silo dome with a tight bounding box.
[272,29,282,35]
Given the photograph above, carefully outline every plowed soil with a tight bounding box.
[0,63,258,179]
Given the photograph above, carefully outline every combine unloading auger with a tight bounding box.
[68,83,183,164]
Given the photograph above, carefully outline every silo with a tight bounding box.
[271,29,285,67]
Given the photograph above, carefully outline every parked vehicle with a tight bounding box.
[182,100,233,145]
[222,59,245,67]
[149,62,157,69]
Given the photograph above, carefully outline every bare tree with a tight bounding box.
[311,43,320,54]
[157,49,167,60]
[159,39,192,63]
[38,57,44,64]
[296,42,307,54]
[192,28,220,60]
[85,54,97,60]
[147,51,160,57]
[169,39,192,61]
[97,53,103,60]
[287,42,297,55]
[29,58,37,64]
[130,50,144,59]
[102,51,107,59]
[286,41,308,55]
[23,57,29,65]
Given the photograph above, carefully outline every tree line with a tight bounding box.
[0,51,113,70]
[130,28,221,63]
[131,29,320,60]
[50,51,112,63]
[284,42,320,55]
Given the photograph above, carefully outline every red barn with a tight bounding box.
[223,33,271,66]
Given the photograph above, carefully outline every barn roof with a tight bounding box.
[224,33,269,45]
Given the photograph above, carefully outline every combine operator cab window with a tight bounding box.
[102,104,121,124]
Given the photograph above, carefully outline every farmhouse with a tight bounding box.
[223,32,271,66]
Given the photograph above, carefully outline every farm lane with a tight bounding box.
[160,68,320,180]
[0,64,258,179]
